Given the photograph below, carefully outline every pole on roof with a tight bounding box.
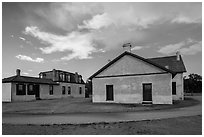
[123,43,132,52]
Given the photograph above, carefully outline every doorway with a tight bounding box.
[34,85,40,100]
[106,85,114,101]
[143,83,152,102]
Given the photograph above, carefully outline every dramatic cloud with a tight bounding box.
[24,26,98,60]
[132,46,143,51]
[158,42,185,55]
[16,54,44,63]
[22,72,29,75]
[180,41,202,55]
[158,39,202,55]
[19,37,26,41]
[78,13,113,30]
[21,3,201,60]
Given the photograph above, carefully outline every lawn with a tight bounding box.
[2,115,202,135]
[2,96,200,115]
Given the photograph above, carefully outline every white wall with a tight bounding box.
[93,73,172,104]
[98,55,165,77]
[92,54,173,104]
[2,83,11,102]
[172,73,184,100]
[58,83,85,98]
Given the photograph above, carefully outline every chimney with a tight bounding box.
[16,69,21,76]
[176,51,180,61]
[52,69,56,81]
[75,72,79,83]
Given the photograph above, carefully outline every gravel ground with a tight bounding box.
[2,115,202,135]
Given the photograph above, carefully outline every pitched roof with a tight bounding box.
[89,51,177,79]
[2,75,59,85]
[148,55,187,73]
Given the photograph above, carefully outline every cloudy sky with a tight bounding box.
[2,2,202,80]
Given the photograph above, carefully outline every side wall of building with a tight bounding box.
[58,83,85,97]
[92,73,172,104]
[172,73,184,100]
[2,83,12,102]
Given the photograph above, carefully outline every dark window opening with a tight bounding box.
[62,86,66,95]
[49,85,53,95]
[172,82,176,95]
[16,84,26,95]
[68,86,71,94]
[27,84,35,95]
[79,87,82,94]
[106,85,114,101]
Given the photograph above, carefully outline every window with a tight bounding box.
[62,86,66,95]
[68,75,71,82]
[59,73,63,81]
[79,76,82,83]
[79,87,82,94]
[16,84,26,95]
[39,73,43,78]
[62,74,66,81]
[68,86,71,94]
[49,85,53,95]
[27,84,35,95]
[172,82,176,95]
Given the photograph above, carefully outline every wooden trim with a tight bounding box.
[94,72,169,78]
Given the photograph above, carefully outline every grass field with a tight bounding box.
[2,115,202,135]
[2,96,199,114]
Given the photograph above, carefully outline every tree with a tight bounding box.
[184,73,202,94]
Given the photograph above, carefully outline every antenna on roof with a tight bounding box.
[123,43,132,52]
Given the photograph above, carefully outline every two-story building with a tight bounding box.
[39,69,85,98]
[2,69,85,102]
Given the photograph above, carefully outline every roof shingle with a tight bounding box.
[148,55,187,73]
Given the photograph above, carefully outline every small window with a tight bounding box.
[62,86,66,95]
[68,86,71,94]
[49,85,53,95]
[79,76,82,83]
[16,84,26,95]
[68,75,71,82]
[27,84,35,95]
[172,82,176,95]
[79,87,82,94]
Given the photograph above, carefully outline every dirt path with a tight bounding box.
[2,96,202,125]
[3,115,202,135]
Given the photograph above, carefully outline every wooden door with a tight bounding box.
[106,85,114,101]
[143,83,152,101]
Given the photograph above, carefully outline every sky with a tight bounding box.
[2,2,202,81]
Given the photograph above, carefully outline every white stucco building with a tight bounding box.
[2,69,85,102]
[89,51,186,104]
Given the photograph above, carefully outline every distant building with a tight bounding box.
[89,51,186,104]
[39,69,85,98]
[2,69,85,102]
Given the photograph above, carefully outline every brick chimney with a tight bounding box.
[16,69,21,76]
[176,51,180,61]
[75,72,79,83]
